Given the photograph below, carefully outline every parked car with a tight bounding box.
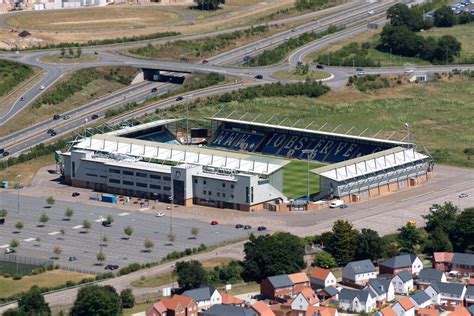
[211,220,219,225]
[47,129,54,134]
[94,51,99,55]
[2,151,9,157]
[91,114,99,120]
[4,248,15,254]
[102,221,112,227]
[368,9,374,14]
[63,115,70,120]
[235,224,243,228]
[330,199,344,208]
[257,226,267,231]
[176,96,184,101]
[151,87,158,92]
[71,192,80,197]
[316,64,325,69]
[340,204,348,209]
[104,264,119,270]
[459,193,469,198]
[68,256,77,261]
[50,131,57,136]
[53,115,61,120]
[355,68,365,76]
[254,74,263,79]
[155,212,165,217]
[452,68,462,74]
[202,59,209,64]
[244,225,252,230]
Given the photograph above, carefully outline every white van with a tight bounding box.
[330,199,344,208]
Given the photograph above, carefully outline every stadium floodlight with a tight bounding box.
[302,149,317,205]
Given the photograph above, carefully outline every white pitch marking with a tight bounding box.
[72,225,83,229]
[48,231,60,236]
[24,238,35,242]
[118,212,130,216]
[0,244,10,249]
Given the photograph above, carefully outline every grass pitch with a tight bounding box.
[283,160,324,199]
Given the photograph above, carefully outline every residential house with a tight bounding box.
[310,268,336,289]
[342,259,378,287]
[425,282,466,307]
[288,272,310,293]
[366,278,395,306]
[338,288,376,313]
[290,288,320,312]
[261,274,295,301]
[379,254,423,276]
[418,269,447,289]
[392,271,414,294]
[251,301,275,316]
[465,285,474,307]
[448,306,471,316]
[451,253,474,276]
[392,297,416,316]
[433,252,454,272]
[182,287,221,311]
[409,291,431,309]
[318,286,339,301]
[146,295,198,316]
[304,306,338,316]
[200,304,256,316]
[377,306,397,316]
[417,307,440,316]
[220,292,244,306]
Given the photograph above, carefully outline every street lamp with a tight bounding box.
[169,195,173,234]
[16,174,21,214]
[404,123,411,143]
[302,149,316,205]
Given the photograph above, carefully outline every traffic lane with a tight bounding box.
[0,192,254,271]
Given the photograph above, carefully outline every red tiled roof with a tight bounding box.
[220,292,244,305]
[417,307,440,316]
[160,294,194,311]
[380,306,396,316]
[288,272,309,284]
[448,306,470,316]
[468,277,474,285]
[398,297,415,310]
[299,287,319,305]
[306,306,337,316]
[433,252,454,263]
[146,301,167,316]
[251,301,276,316]
[310,267,331,280]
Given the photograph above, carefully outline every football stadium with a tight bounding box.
[61,116,434,212]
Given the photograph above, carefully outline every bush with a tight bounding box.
[316,42,380,67]
[12,275,22,280]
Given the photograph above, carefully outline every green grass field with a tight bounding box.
[421,24,474,63]
[0,60,34,97]
[282,160,324,199]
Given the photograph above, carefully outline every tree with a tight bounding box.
[60,228,65,239]
[325,220,359,266]
[15,221,24,233]
[452,208,474,252]
[196,0,225,10]
[427,226,453,252]
[76,47,82,58]
[10,239,20,249]
[35,237,41,247]
[354,228,385,262]
[39,213,49,227]
[0,208,7,219]
[82,220,91,233]
[60,47,66,58]
[434,35,462,63]
[70,285,121,316]
[68,47,74,58]
[144,239,154,252]
[242,232,305,282]
[191,227,199,239]
[3,308,23,316]
[53,246,62,259]
[18,285,51,316]
[106,215,114,224]
[120,289,135,309]
[434,6,456,27]
[65,208,74,220]
[175,260,208,290]
[312,250,337,268]
[46,196,55,208]
[387,3,424,31]
[397,224,421,253]
[167,232,176,245]
[124,225,133,239]
[96,251,106,265]
[101,234,108,246]
[423,202,458,235]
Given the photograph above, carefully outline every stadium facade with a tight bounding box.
[61,117,433,211]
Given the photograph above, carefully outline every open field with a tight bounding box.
[0,154,55,187]
[0,66,137,137]
[160,77,474,168]
[3,7,182,31]
[283,160,324,199]
[0,269,93,298]
[272,70,332,81]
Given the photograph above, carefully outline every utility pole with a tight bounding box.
[302,149,316,205]
[169,195,173,234]
[16,174,21,214]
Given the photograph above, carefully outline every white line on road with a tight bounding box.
[23,238,36,242]
[118,212,130,216]
[48,231,60,236]
[0,244,10,249]
[95,217,105,222]
[72,225,83,229]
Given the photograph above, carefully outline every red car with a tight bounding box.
[211,220,218,225]
[202,59,209,64]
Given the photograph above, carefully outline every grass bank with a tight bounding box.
[0,60,35,97]
[272,70,332,81]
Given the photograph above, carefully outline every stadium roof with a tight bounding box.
[106,119,181,136]
[312,147,429,182]
[73,134,288,175]
[210,117,411,146]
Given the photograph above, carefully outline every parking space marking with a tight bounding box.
[24,238,36,242]
[118,212,130,216]
[0,244,10,249]
[48,231,60,236]
[95,217,105,223]
[72,225,83,229]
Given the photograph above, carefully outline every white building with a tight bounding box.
[182,287,222,311]
[342,259,378,286]
[392,271,414,295]
[338,288,376,313]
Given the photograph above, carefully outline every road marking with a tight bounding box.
[72,225,83,229]
[95,217,105,222]
[24,238,35,242]
[0,244,9,249]
[48,231,60,236]
[118,212,130,216]
[139,208,149,211]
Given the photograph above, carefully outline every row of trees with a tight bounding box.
[433,6,474,27]
[59,47,82,59]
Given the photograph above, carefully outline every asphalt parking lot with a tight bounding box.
[0,193,254,273]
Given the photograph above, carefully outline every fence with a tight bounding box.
[0,253,53,276]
